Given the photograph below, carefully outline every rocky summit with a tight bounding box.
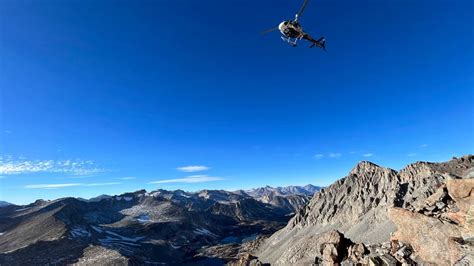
[245,155,474,265]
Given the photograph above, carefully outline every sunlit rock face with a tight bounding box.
[256,155,473,265]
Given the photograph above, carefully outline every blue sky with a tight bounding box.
[1,0,473,205]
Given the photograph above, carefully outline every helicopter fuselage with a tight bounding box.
[278,20,304,38]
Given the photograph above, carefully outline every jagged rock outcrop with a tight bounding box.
[389,208,463,265]
[388,169,474,265]
[256,155,474,265]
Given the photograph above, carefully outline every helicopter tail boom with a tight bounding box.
[311,37,326,50]
[305,35,326,50]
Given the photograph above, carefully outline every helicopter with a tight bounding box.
[262,0,326,50]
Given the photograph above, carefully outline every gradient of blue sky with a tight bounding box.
[1,0,473,204]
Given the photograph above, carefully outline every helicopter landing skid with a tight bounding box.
[281,36,301,47]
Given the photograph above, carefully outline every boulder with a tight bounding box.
[446,178,474,213]
[388,207,464,265]
[228,253,265,266]
[348,243,366,262]
[315,230,354,265]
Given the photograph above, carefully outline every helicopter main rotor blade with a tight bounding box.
[296,0,310,20]
[261,26,279,35]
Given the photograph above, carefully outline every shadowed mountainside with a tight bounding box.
[0,185,315,265]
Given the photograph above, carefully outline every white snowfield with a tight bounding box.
[98,230,145,250]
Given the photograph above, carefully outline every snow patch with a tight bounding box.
[99,236,141,247]
[115,196,122,200]
[98,231,145,250]
[105,231,145,242]
[0,232,4,236]
[176,191,191,198]
[70,227,91,238]
[170,244,181,249]
[194,228,218,238]
[14,207,30,212]
[90,225,103,233]
[123,196,133,201]
[137,214,150,223]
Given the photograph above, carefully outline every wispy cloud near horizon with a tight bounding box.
[363,153,373,157]
[84,182,122,187]
[176,165,210,172]
[117,177,136,180]
[25,183,82,189]
[0,157,105,176]
[25,182,121,189]
[149,175,223,184]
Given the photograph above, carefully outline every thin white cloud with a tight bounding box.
[84,182,121,187]
[176,165,210,172]
[4,130,12,134]
[314,154,324,160]
[363,153,373,157]
[420,144,429,148]
[149,175,223,184]
[25,182,121,189]
[25,183,82,189]
[328,153,342,158]
[407,153,417,157]
[118,177,136,180]
[0,157,105,176]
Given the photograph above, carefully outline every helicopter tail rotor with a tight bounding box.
[309,37,326,50]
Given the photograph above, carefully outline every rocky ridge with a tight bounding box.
[0,201,12,207]
[249,155,474,265]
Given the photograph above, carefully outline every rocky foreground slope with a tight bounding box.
[0,185,316,265]
[237,155,473,265]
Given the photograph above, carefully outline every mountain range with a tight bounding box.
[0,185,319,265]
[1,155,472,265]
